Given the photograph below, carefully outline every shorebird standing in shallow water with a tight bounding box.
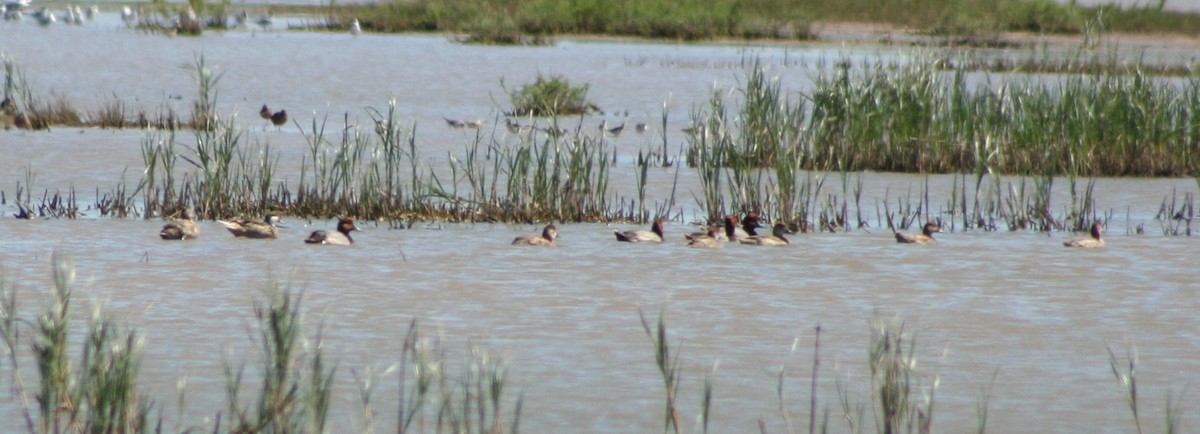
[350,18,361,35]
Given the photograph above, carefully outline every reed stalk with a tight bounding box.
[639,309,683,434]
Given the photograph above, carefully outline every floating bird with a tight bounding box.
[270,109,287,129]
[505,119,532,134]
[304,217,360,245]
[635,122,648,133]
[685,224,727,242]
[739,223,790,246]
[259,104,272,121]
[895,222,942,245]
[464,119,484,128]
[686,227,723,248]
[444,117,466,128]
[218,214,285,239]
[739,213,763,237]
[160,208,200,240]
[1063,221,1105,248]
[614,218,664,243]
[512,224,557,246]
[349,18,361,35]
[606,123,625,137]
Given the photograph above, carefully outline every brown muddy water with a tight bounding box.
[2,12,1200,434]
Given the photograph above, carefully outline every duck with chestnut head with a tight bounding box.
[304,217,360,245]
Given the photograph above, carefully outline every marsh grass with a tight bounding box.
[0,253,154,434]
[3,259,1198,432]
[868,316,936,434]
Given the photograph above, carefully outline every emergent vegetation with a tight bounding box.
[0,256,1183,433]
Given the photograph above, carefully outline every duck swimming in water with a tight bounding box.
[895,222,941,245]
[1063,221,1105,248]
[218,214,285,239]
[686,227,723,248]
[739,223,790,246]
[512,224,557,246]
[160,207,200,240]
[304,218,359,245]
[614,218,664,243]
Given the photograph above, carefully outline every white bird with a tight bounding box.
[85,4,98,20]
[350,18,361,35]
[120,6,138,27]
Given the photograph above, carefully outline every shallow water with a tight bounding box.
[2,14,1200,434]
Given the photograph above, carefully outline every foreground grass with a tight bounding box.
[0,257,1187,433]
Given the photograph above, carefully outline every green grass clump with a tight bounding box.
[508,75,593,117]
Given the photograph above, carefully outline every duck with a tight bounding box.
[512,224,557,246]
[270,109,287,128]
[304,217,359,245]
[218,214,285,239]
[684,224,727,242]
[444,117,466,128]
[1064,221,1105,248]
[614,218,664,243]
[259,104,272,121]
[739,213,764,237]
[894,222,941,244]
[739,223,790,246]
[686,227,723,248]
[160,207,200,240]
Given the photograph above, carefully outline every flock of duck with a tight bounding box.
[160,210,1106,249]
[525,215,1105,248]
[158,209,361,245]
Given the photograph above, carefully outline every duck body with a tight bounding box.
[160,208,200,240]
[1064,221,1105,248]
[685,224,727,242]
[895,222,941,245]
[615,218,664,243]
[305,218,359,245]
[513,224,557,246]
[219,215,284,239]
[739,223,790,246]
[270,110,287,127]
[687,227,723,248]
